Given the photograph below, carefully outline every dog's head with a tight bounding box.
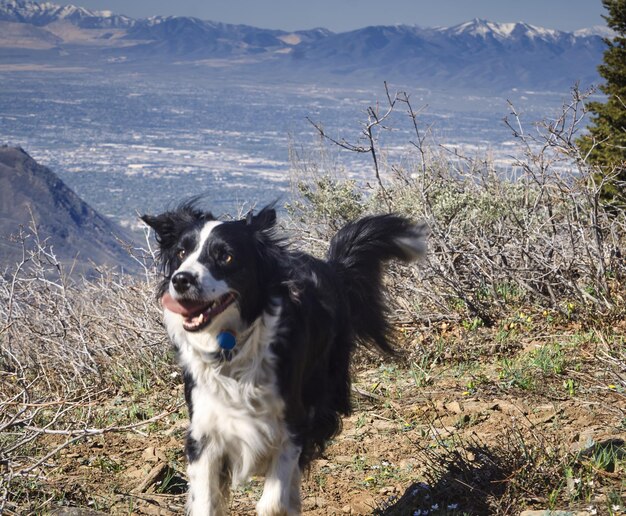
[142,202,280,356]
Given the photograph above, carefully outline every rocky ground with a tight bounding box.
[9,313,623,516]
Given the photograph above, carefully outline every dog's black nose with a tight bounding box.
[172,271,195,293]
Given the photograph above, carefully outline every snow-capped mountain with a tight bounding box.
[0,0,133,27]
[574,25,616,38]
[443,18,562,41]
[0,0,608,91]
[282,18,605,89]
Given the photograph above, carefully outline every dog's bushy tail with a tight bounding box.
[328,214,427,355]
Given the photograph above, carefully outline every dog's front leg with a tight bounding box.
[256,439,302,516]
[186,433,230,516]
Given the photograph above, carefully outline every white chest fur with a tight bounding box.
[176,307,286,485]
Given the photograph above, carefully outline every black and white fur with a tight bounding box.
[142,203,427,516]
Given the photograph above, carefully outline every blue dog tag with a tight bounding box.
[217,331,236,351]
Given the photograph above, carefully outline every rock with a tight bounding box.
[430,426,455,438]
[446,401,463,414]
[124,465,150,480]
[342,427,358,437]
[527,409,562,426]
[164,419,187,436]
[302,496,328,509]
[139,505,174,516]
[141,446,167,463]
[372,419,396,431]
[349,493,377,515]
[569,428,597,453]
[133,462,168,493]
[463,401,499,412]
[399,458,418,470]
[492,398,528,415]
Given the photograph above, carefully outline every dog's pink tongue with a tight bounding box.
[161,293,204,317]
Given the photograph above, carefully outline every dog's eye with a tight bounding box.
[177,248,186,260]
[216,250,233,265]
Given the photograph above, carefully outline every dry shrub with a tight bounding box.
[377,426,574,515]
[0,224,173,513]
[290,85,626,326]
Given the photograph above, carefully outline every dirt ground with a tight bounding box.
[28,319,625,516]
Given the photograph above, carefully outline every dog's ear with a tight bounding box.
[141,213,171,235]
[141,206,212,251]
[141,213,165,235]
[245,206,276,231]
[141,212,181,252]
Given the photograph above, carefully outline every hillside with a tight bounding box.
[0,145,139,274]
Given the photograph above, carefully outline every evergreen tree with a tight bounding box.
[578,0,626,202]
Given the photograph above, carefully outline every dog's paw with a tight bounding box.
[256,497,296,516]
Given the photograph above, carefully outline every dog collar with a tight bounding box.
[217,330,236,351]
[204,328,251,364]
[213,330,236,362]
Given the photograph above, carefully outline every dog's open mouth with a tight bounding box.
[161,292,236,332]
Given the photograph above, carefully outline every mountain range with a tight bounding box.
[0,0,609,91]
[0,146,139,276]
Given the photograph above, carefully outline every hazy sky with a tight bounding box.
[57,0,605,33]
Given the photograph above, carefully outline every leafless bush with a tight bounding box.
[0,224,174,513]
[291,84,626,325]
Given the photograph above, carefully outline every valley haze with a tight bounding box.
[0,0,608,242]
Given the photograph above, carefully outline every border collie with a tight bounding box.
[142,203,426,515]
